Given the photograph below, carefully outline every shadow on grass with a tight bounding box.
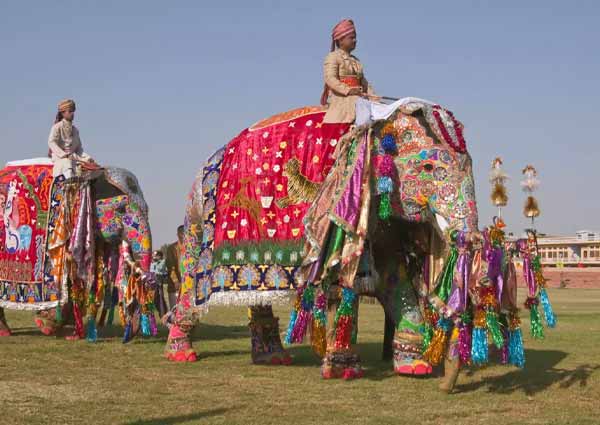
[125,408,228,425]
[457,349,600,395]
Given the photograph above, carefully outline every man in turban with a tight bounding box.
[48,99,97,178]
[321,19,377,123]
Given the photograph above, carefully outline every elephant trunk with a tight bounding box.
[122,201,152,271]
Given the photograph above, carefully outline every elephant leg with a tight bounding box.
[392,265,432,376]
[164,293,197,362]
[248,305,292,366]
[0,307,11,336]
[439,327,461,393]
[321,285,362,380]
[382,312,395,361]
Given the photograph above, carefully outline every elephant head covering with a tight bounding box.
[58,99,76,112]
[330,19,356,51]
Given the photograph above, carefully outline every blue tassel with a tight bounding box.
[284,309,297,345]
[508,328,525,368]
[122,321,132,344]
[471,328,488,365]
[377,176,393,194]
[540,288,557,328]
[141,313,151,337]
[381,134,397,152]
[86,316,97,343]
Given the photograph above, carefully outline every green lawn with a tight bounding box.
[1,288,599,425]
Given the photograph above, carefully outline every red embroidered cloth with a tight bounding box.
[213,107,350,264]
[0,164,53,283]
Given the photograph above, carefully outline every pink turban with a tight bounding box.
[330,19,356,51]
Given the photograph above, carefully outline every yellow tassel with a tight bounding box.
[473,309,487,328]
[490,182,508,207]
[423,328,448,366]
[524,196,540,218]
[118,304,126,327]
[311,320,327,358]
[381,122,397,137]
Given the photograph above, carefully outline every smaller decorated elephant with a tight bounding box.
[0,159,153,342]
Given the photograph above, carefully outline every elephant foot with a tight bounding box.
[34,310,61,336]
[439,356,460,394]
[321,351,362,380]
[0,308,10,336]
[394,359,433,376]
[251,351,293,366]
[165,325,197,362]
[65,333,82,341]
[249,308,293,366]
[393,337,432,376]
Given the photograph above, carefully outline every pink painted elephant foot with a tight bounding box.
[0,325,11,337]
[165,325,197,362]
[33,310,60,336]
[0,309,11,336]
[321,351,362,380]
[394,359,433,376]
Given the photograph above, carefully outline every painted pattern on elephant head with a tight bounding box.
[95,168,152,270]
[375,111,478,234]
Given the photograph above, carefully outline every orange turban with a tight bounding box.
[58,99,76,112]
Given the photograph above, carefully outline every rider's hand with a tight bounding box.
[348,87,363,96]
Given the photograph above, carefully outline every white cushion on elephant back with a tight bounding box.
[5,158,53,167]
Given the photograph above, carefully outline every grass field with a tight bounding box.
[1,288,599,425]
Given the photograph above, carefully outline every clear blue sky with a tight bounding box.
[1,1,599,245]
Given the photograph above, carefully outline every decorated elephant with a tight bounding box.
[163,98,482,386]
[0,158,153,341]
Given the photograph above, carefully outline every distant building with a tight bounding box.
[536,230,600,267]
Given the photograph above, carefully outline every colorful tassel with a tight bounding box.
[310,291,327,357]
[284,309,298,345]
[486,311,504,349]
[508,328,525,368]
[423,318,451,366]
[73,303,85,339]
[285,288,303,344]
[377,176,393,194]
[141,313,151,337]
[149,313,158,337]
[86,316,97,342]
[529,304,544,339]
[434,246,459,303]
[333,288,356,351]
[123,321,132,344]
[54,304,62,324]
[378,193,392,221]
[539,288,557,328]
[471,327,488,365]
[457,322,472,365]
[381,134,397,152]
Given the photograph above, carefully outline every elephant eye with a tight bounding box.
[126,176,139,194]
[423,163,434,172]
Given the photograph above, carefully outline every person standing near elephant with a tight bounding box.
[321,19,377,124]
[165,225,184,309]
[48,99,97,178]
